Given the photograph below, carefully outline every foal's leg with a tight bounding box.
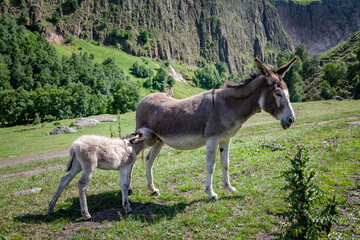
[48,159,81,214]
[119,165,132,213]
[205,137,219,199]
[78,165,95,220]
[145,141,164,196]
[219,140,236,193]
[127,161,135,195]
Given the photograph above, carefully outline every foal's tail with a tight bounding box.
[66,148,75,171]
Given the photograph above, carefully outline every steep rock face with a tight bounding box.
[0,0,293,72]
[276,0,360,55]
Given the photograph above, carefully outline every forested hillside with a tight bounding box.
[275,31,360,101]
[0,14,140,126]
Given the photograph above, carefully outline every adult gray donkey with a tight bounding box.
[136,57,297,199]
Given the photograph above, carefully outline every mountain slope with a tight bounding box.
[0,0,293,72]
[276,0,360,55]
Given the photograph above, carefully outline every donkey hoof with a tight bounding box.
[48,208,54,214]
[83,215,92,221]
[128,188,133,195]
[209,193,218,200]
[150,190,160,196]
[225,186,237,193]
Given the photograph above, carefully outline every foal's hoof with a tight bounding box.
[83,215,92,221]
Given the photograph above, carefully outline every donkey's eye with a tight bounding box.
[275,92,282,98]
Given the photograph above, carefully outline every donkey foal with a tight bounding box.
[48,127,158,220]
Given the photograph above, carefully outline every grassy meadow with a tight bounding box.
[0,99,359,239]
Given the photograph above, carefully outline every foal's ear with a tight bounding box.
[276,56,297,78]
[255,57,276,84]
[129,132,144,144]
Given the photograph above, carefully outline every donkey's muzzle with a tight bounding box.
[281,116,295,129]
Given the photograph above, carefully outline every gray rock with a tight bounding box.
[12,187,42,196]
[48,126,77,135]
[86,115,116,122]
[333,96,343,101]
[72,118,100,129]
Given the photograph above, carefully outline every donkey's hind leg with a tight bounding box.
[145,141,164,196]
[78,164,95,221]
[48,159,81,214]
[205,137,219,199]
[219,140,236,193]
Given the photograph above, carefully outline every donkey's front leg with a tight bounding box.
[219,140,236,193]
[205,137,219,199]
[145,141,164,196]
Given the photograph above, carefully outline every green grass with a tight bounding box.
[1,100,358,162]
[0,100,359,239]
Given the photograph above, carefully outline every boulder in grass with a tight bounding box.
[72,118,100,129]
[87,115,116,122]
[333,96,343,101]
[48,126,77,135]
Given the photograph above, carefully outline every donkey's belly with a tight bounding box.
[159,134,206,150]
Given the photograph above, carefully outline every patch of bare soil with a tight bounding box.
[0,149,69,168]
[50,202,170,239]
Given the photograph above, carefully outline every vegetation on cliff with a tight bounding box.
[0,0,293,72]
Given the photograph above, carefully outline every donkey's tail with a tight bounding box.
[142,150,144,162]
[66,148,75,171]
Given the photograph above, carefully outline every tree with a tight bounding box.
[139,30,149,44]
[353,75,360,99]
[287,71,305,102]
[152,68,168,91]
[320,80,336,100]
[323,62,347,87]
[295,44,310,61]
[215,62,228,75]
[112,81,140,113]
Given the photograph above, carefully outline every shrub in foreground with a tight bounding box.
[279,147,339,239]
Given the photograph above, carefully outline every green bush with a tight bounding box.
[279,147,339,239]
[139,29,149,44]
[130,62,153,78]
[320,80,336,100]
[354,75,360,99]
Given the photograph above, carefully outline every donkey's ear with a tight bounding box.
[129,132,144,144]
[276,56,297,78]
[255,58,276,84]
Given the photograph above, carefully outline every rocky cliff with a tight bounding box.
[0,0,293,72]
[276,0,360,55]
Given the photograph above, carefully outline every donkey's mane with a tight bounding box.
[224,73,260,88]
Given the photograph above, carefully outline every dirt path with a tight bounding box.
[1,116,359,169]
[0,149,69,168]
